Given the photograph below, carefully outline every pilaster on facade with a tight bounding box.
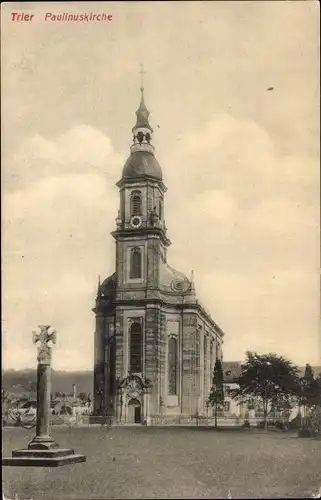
[114,308,125,381]
[144,307,159,413]
[199,327,204,411]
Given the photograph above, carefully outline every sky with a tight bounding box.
[2,1,320,371]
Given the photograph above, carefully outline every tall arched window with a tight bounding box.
[130,247,142,279]
[130,322,142,373]
[168,336,178,395]
[130,190,142,216]
[204,337,208,395]
[210,340,214,375]
[158,200,162,219]
[195,332,200,378]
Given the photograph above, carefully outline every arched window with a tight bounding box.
[130,247,142,279]
[130,322,142,373]
[204,337,208,394]
[158,200,162,219]
[130,191,142,216]
[168,336,178,395]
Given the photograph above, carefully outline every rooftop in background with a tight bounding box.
[222,362,243,382]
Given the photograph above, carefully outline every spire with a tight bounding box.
[139,63,145,89]
[130,65,154,155]
[138,64,148,112]
[137,64,149,115]
[132,87,153,133]
[139,87,147,110]
[97,275,101,298]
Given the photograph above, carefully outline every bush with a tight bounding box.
[256,420,275,429]
[288,415,302,430]
[275,420,286,430]
[311,407,321,434]
[298,428,317,438]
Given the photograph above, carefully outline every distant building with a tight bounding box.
[17,392,37,403]
[221,361,321,421]
[221,362,246,418]
[93,87,226,424]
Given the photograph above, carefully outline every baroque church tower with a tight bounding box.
[93,83,225,424]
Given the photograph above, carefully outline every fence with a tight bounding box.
[147,415,252,426]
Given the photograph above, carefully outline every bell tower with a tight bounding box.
[111,77,171,295]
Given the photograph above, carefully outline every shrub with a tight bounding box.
[288,415,302,430]
[298,428,317,438]
[275,420,286,430]
[311,407,321,434]
[256,420,275,429]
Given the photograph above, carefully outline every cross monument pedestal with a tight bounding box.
[2,325,86,467]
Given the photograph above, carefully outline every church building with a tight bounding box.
[93,85,225,424]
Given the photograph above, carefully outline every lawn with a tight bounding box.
[2,426,321,499]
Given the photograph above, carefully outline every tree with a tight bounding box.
[207,358,224,429]
[78,392,87,402]
[2,389,14,422]
[28,380,37,393]
[299,366,321,428]
[231,351,300,431]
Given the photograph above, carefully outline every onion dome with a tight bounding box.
[122,151,162,180]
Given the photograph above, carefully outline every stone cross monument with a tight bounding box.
[2,325,86,467]
[28,325,58,450]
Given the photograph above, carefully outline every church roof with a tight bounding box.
[222,362,242,382]
[100,273,116,297]
[159,263,191,294]
[122,151,163,180]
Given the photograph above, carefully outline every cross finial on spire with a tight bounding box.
[139,63,146,91]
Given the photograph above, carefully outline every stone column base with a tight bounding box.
[28,434,59,450]
[3,448,86,467]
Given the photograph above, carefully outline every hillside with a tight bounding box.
[3,365,320,397]
[2,369,93,396]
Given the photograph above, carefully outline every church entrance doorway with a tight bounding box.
[134,405,141,424]
[128,398,142,424]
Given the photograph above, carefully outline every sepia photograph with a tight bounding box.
[1,1,320,498]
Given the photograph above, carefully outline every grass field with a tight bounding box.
[2,426,321,499]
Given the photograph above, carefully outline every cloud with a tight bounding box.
[164,113,319,205]
[3,126,121,370]
[164,113,319,365]
[2,115,320,370]
[3,125,123,192]
[165,115,319,273]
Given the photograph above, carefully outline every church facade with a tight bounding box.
[93,88,225,424]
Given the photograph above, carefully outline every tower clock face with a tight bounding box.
[130,215,142,228]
